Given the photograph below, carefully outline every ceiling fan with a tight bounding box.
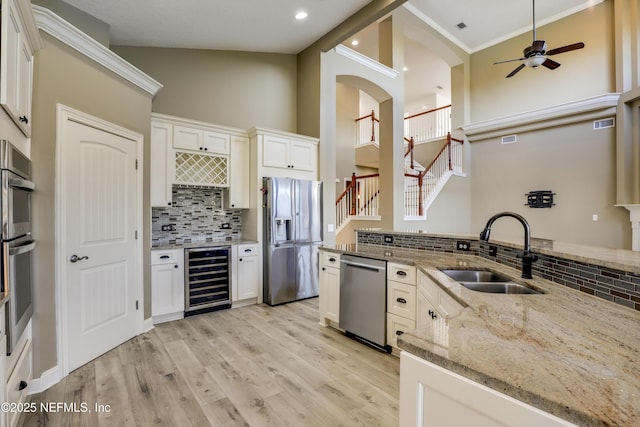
[494,0,585,78]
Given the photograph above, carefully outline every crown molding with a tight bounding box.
[32,5,162,97]
[461,93,621,141]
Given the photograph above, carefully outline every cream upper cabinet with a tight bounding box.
[262,134,317,172]
[150,120,174,207]
[173,125,231,155]
[0,0,41,137]
[225,135,250,209]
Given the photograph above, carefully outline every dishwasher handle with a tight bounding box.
[341,260,386,273]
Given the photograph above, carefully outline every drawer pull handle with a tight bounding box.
[329,257,336,262]
[18,380,28,391]
[244,249,252,253]
[395,330,404,336]
[396,297,407,304]
[160,255,170,259]
[396,271,407,277]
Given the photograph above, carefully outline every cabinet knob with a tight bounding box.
[395,330,404,336]
[199,147,203,150]
[18,380,28,391]
[204,147,208,151]
[174,265,178,269]
[168,202,172,206]
[322,267,326,271]
[19,116,28,124]
[239,258,243,262]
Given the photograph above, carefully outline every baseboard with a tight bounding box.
[28,365,63,395]
[143,316,154,332]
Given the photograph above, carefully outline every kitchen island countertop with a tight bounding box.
[321,243,640,427]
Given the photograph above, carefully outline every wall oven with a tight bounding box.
[1,140,35,354]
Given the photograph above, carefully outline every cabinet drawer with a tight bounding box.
[387,262,416,285]
[151,249,183,266]
[387,281,416,320]
[321,252,340,267]
[387,313,415,349]
[237,244,259,257]
[6,339,31,427]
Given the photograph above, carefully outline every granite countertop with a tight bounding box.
[322,243,640,427]
[152,239,259,250]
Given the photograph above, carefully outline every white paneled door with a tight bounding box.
[63,118,139,373]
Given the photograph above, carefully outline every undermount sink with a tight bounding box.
[440,269,544,295]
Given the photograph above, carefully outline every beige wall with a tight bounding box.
[112,46,297,132]
[470,122,629,249]
[470,1,614,122]
[31,33,153,377]
[465,1,631,249]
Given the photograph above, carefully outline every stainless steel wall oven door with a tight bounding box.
[0,140,35,355]
[3,237,35,354]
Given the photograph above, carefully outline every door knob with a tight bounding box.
[69,254,89,263]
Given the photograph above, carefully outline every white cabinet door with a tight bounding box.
[173,125,204,151]
[319,252,340,325]
[1,0,33,136]
[234,244,259,301]
[400,352,578,427]
[150,121,174,207]
[203,130,231,154]
[262,134,290,169]
[226,135,250,209]
[289,140,316,172]
[151,249,185,323]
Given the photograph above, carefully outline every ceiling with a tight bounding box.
[57,0,603,54]
[55,0,603,114]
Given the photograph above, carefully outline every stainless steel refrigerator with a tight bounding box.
[263,177,323,305]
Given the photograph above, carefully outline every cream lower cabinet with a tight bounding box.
[151,249,185,324]
[399,351,578,427]
[386,263,417,351]
[319,251,340,326]
[233,243,259,304]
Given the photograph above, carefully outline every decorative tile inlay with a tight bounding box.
[152,185,242,246]
[356,229,640,311]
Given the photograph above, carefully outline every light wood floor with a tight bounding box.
[20,298,400,426]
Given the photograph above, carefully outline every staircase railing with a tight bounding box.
[355,110,379,146]
[404,132,464,217]
[336,172,380,230]
[356,105,451,148]
[404,105,451,144]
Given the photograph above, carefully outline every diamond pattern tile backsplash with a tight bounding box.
[152,185,242,246]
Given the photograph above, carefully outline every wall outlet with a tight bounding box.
[456,241,471,251]
[220,223,231,229]
[384,235,394,244]
[161,224,175,232]
[488,245,498,257]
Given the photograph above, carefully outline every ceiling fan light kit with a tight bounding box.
[494,0,585,78]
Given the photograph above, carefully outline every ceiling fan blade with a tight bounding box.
[506,64,527,78]
[546,42,585,56]
[494,57,525,65]
[542,58,561,70]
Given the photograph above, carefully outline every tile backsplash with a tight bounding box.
[152,185,242,246]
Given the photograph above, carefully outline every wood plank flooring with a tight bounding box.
[20,298,400,427]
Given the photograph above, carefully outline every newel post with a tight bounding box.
[370,110,376,142]
[418,175,424,217]
[447,132,453,170]
[349,173,357,216]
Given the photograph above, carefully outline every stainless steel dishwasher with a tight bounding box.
[339,254,389,352]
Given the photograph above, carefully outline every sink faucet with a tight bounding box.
[479,212,538,279]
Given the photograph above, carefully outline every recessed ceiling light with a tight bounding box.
[295,11,308,20]
[351,40,359,46]
[403,66,408,71]
[437,85,444,90]
[457,22,467,29]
